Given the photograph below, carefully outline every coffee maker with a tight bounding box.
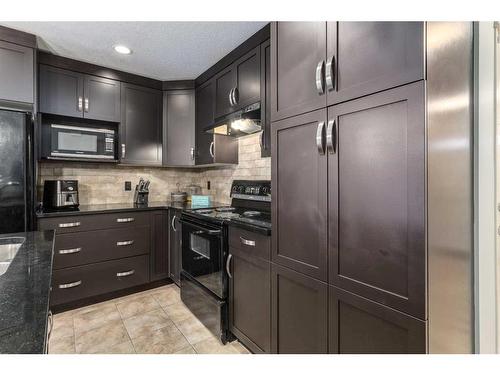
[43,180,79,210]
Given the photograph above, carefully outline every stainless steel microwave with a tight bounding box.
[46,124,116,161]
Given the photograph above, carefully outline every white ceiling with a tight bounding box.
[2,22,268,81]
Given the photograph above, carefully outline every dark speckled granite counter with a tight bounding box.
[36,201,225,218]
[0,230,55,354]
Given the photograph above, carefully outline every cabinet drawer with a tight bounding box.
[229,227,270,260]
[50,255,150,306]
[53,225,150,270]
[38,211,150,234]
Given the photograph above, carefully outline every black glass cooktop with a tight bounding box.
[184,206,271,231]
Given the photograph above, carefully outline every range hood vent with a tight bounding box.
[205,102,261,137]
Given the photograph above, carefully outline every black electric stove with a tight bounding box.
[179,180,271,344]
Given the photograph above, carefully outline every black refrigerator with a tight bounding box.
[0,109,34,234]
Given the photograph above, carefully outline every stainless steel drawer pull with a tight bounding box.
[240,237,256,247]
[117,240,134,246]
[59,221,81,228]
[226,254,233,279]
[58,280,82,289]
[117,269,135,277]
[116,218,134,223]
[58,247,82,255]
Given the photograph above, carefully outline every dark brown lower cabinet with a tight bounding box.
[329,286,427,354]
[271,263,328,354]
[229,247,271,354]
[150,211,169,282]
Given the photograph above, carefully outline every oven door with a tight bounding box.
[50,124,115,160]
[180,218,225,298]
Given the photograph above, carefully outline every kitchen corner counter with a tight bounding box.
[0,230,55,354]
[36,201,225,218]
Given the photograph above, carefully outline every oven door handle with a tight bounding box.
[178,219,222,236]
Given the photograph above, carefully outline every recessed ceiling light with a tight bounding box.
[113,45,132,55]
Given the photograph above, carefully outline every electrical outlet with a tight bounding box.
[207,181,211,190]
[125,181,132,191]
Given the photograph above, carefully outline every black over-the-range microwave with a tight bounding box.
[41,123,117,162]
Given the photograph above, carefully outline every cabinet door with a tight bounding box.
[163,89,195,166]
[195,79,215,165]
[214,66,236,118]
[328,82,425,318]
[151,211,169,282]
[271,22,327,122]
[327,22,424,105]
[39,65,84,118]
[271,263,328,354]
[83,75,121,122]
[120,83,162,165]
[233,46,261,110]
[271,109,328,281]
[260,39,271,157]
[0,40,33,104]
[229,247,271,353]
[329,286,427,353]
[168,209,182,285]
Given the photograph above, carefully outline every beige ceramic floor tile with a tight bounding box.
[151,285,181,307]
[230,341,251,354]
[49,334,75,354]
[51,313,74,340]
[116,294,161,319]
[123,308,173,339]
[163,302,195,322]
[174,346,197,354]
[193,337,240,354]
[73,302,121,334]
[174,316,214,345]
[75,320,129,354]
[93,340,136,354]
[132,324,190,354]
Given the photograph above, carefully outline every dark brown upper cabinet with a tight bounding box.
[229,246,271,354]
[163,89,195,166]
[271,22,327,122]
[271,109,328,281]
[260,39,271,157]
[195,79,216,165]
[214,46,261,118]
[329,286,427,354]
[120,82,162,166]
[39,65,121,122]
[326,22,424,106]
[328,82,425,319]
[0,40,34,104]
[271,263,328,354]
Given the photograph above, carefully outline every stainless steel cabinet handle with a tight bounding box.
[59,221,81,228]
[171,215,177,232]
[226,254,233,279]
[209,141,215,158]
[121,144,126,158]
[316,121,326,155]
[232,87,238,105]
[58,247,82,255]
[84,98,89,112]
[240,237,256,247]
[117,240,134,246]
[228,88,234,106]
[326,120,336,154]
[78,97,83,112]
[58,280,82,289]
[190,147,195,161]
[117,269,135,277]
[325,56,335,91]
[315,60,325,95]
[116,217,134,223]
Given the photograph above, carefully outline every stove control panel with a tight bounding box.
[231,180,271,202]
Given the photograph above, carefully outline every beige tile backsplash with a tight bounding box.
[38,133,271,206]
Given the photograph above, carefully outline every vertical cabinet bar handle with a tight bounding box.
[171,215,177,232]
[326,120,337,154]
[209,141,215,158]
[84,98,89,112]
[315,60,325,95]
[228,88,234,106]
[226,254,233,279]
[316,121,326,155]
[232,87,238,105]
[121,144,126,158]
[190,147,195,161]
[78,97,83,112]
[325,56,335,91]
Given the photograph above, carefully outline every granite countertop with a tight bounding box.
[0,230,55,354]
[36,201,226,218]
